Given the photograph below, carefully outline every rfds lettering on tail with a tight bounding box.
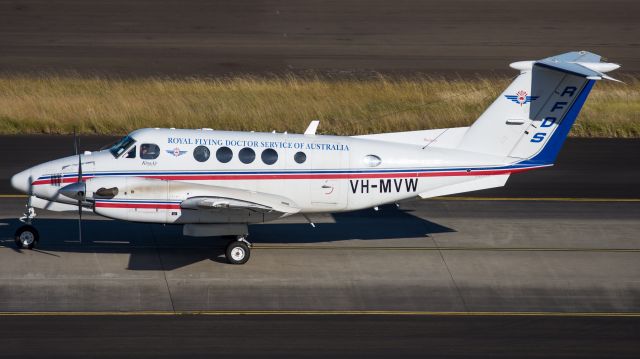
[10,51,620,264]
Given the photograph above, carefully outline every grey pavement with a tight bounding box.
[1,198,638,312]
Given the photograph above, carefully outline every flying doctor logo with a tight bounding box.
[166,147,188,157]
[505,90,538,106]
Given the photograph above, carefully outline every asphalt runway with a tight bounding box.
[1,314,639,358]
[0,0,638,77]
[1,197,639,312]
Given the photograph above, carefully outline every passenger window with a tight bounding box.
[261,148,278,165]
[193,146,210,162]
[140,144,160,159]
[216,147,233,163]
[238,147,255,164]
[126,146,136,158]
[294,151,307,164]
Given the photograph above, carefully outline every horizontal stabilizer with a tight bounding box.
[536,61,601,78]
[513,51,621,81]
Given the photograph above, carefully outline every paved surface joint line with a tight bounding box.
[1,310,640,317]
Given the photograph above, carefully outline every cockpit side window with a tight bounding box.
[126,146,136,158]
[140,144,160,159]
[109,136,136,158]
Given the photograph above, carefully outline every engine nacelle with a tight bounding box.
[88,177,171,223]
[87,176,283,224]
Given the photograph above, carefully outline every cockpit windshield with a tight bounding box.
[109,136,136,158]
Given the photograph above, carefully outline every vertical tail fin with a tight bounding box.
[457,51,620,165]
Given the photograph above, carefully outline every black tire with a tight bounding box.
[225,240,250,265]
[14,225,39,249]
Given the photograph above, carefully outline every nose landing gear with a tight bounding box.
[15,224,39,249]
[15,204,38,249]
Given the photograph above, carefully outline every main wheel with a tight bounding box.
[225,240,250,265]
[15,225,39,249]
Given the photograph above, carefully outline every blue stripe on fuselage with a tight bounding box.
[37,162,546,180]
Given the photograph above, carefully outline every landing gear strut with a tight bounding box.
[225,235,251,265]
[15,203,38,249]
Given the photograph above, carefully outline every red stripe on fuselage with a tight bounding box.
[94,202,180,209]
[31,167,541,186]
[31,176,94,186]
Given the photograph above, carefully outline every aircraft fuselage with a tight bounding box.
[16,128,526,224]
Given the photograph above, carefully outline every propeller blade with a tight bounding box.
[73,129,78,155]
[77,135,83,183]
[77,199,82,244]
[78,155,83,182]
[73,129,83,244]
[27,175,33,205]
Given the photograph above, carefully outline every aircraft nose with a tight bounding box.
[10,169,32,194]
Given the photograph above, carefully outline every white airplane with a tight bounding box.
[10,51,620,264]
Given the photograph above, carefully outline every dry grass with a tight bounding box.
[0,74,637,137]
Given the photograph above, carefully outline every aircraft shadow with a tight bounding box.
[0,205,454,270]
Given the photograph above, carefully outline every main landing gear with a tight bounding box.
[15,205,39,250]
[225,235,251,265]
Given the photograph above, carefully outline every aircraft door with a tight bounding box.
[310,143,348,209]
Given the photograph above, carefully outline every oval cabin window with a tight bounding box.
[294,151,307,164]
[261,148,278,165]
[193,146,210,162]
[216,147,233,163]
[239,147,256,164]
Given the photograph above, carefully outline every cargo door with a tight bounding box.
[310,142,348,209]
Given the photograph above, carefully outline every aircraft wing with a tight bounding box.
[176,183,301,216]
[178,188,300,224]
[180,194,299,215]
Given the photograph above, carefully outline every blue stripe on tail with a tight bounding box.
[520,79,596,166]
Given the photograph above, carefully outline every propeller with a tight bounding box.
[60,130,85,243]
[75,130,83,244]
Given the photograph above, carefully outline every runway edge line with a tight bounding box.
[1,310,640,317]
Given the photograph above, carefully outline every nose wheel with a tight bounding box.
[16,201,39,249]
[225,236,251,265]
[15,225,39,249]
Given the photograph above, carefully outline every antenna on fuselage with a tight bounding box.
[304,120,319,135]
[302,214,315,228]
